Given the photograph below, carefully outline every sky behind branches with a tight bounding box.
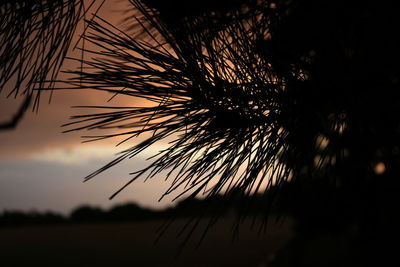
[0,0,179,214]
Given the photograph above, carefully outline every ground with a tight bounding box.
[0,217,293,267]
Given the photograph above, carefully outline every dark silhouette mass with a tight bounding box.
[2,0,400,266]
[66,1,400,265]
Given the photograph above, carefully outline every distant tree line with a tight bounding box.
[0,193,277,228]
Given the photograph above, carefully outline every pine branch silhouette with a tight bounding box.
[64,1,294,207]
[64,1,400,229]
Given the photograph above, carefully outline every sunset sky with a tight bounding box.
[0,0,180,214]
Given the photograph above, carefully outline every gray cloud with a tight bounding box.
[0,155,176,215]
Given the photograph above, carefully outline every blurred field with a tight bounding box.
[0,216,293,267]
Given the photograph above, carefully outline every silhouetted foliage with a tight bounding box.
[65,0,290,210]
[61,0,400,264]
[62,0,398,216]
[107,203,155,221]
[0,196,271,227]
[3,0,400,264]
[70,205,106,222]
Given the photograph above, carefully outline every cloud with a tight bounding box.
[0,155,177,215]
